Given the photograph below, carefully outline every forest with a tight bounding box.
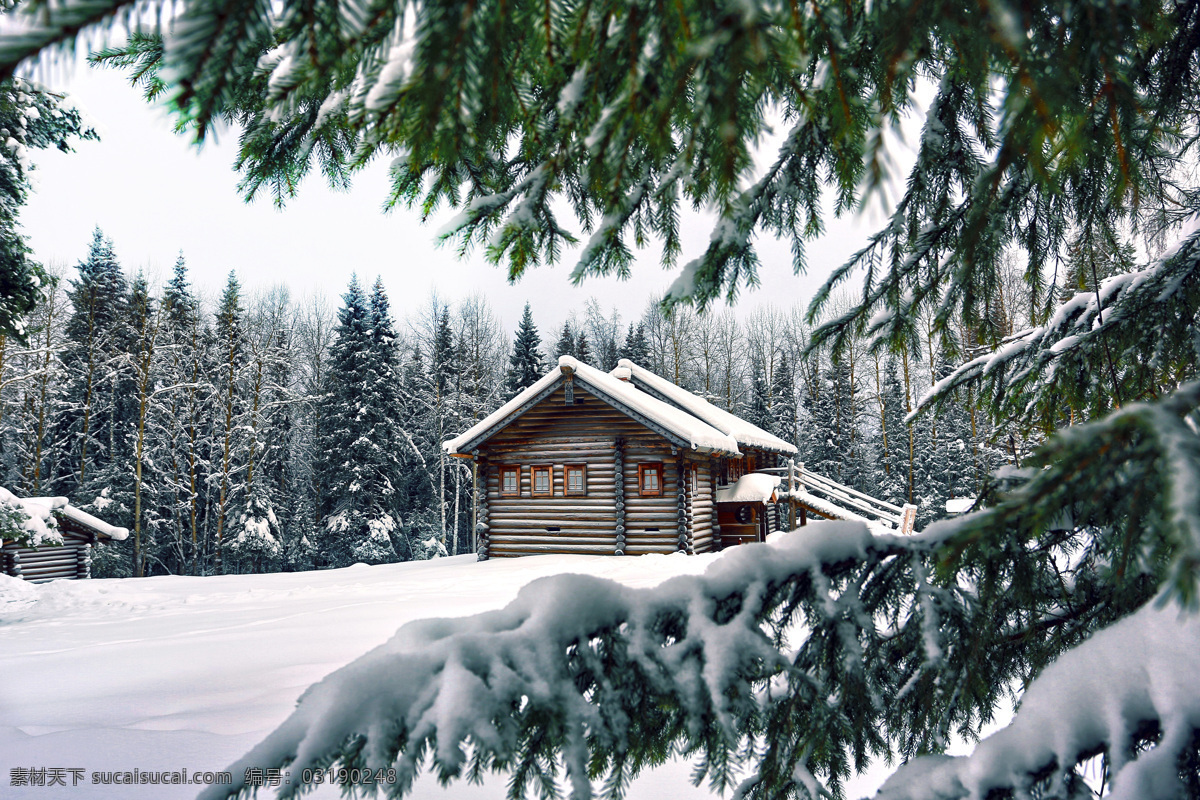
[0,227,1024,578]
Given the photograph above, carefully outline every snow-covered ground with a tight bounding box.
[0,548,891,799]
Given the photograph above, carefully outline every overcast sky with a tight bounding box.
[20,64,895,335]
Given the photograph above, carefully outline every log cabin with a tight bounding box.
[0,490,129,582]
[443,357,798,558]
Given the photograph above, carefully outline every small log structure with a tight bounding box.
[1,495,130,582]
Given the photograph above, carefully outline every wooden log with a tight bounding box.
[490,535,617,546]
[489,543,619,556]
[489,521,617,532]
[621,543,680,555]
[489,502,617,513]
[17,554,78,566]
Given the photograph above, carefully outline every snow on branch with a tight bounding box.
[877,598,1200,800]
[912,227,1200,424]
[200,523,931,800]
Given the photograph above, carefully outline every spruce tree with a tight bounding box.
[874,357,910,507]
[57,228,128,495]
[212,271,245,574]
[769,352,797,445]
[430,307,459,552]
[0,78,97,340]
[620,322,651,366]
[553,322,575,361]
[160,254,210,574]
[316,276,402,566]
[574,331,591,366]
[504,303,545,398]
[364,277,410,559]
[743,356,773,436]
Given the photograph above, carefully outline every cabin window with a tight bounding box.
[729,458,743,482]
[500,466,520,497]
[531,465,553,497]
[746,455,757,473]
[565,464,587,496]
[638,463,664,497]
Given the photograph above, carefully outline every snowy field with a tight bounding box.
[0,545,892,800]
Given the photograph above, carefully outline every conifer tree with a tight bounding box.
[574,331,591,366]
[316,277,403,566]
[620,322,651,367]
[873,357,910,507]
[430,306,459,551]
[769,352,797,446]
[553,322,575,361]
[125,271,170,577]
[743,356,773,436]
[212,271,245,574]
[0,78,96,340]
[364,277,410,558]
[504,303,545,398]
[56,229,127,495]
[159,254,209,573]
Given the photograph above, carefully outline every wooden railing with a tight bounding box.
[767,460,918,535]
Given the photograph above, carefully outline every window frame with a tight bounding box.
[531,464,554,497]
[499,466,521,497]
[638,462,664,497]
[564,464,588,497]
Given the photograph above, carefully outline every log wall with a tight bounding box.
[478,383,718,558]
[3,530,91,582]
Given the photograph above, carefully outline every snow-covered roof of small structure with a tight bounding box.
[56,504,129,541]
[444,356,740,456]
[615,359,798,454]
[945,497,975,515]
[0,488,129,543]
[715,473,781,504]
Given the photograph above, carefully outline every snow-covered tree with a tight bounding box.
[769,351,797,446]
[619,322,651,368]
[211,271,246,574]
[553,321,575,361]
[0,78,96,340]
[316,276,403,566]
[583,299,621,371]
[504,303,545,398]
[55,229,127,494]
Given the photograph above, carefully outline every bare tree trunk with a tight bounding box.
[132,299,165,578]
[902,343,915,505]
[873,351,890,474]
[187,318,202,575]
[79,305,97,484]
[216,325,237,575]
[31,290,58,493]
[452,465,460,556]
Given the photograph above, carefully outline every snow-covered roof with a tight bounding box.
[715,473,781,504]
[945,497,975,515]
[1,488,129,543]
[615,359,798,454]
[57,505,129,541]
[444,356,740,456]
